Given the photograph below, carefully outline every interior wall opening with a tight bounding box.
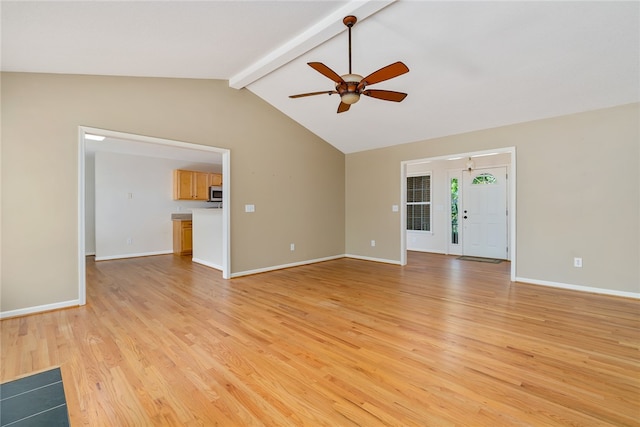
[78,127,231,306]
[400,147,516,282]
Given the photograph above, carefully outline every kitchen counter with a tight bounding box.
[191,208,223,270]
[171,213,192,220]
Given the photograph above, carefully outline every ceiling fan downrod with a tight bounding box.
[344,15,357,74]
[338,15,362,106]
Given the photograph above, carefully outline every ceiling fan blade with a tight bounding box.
[337,102,351,113]
[358,61,409,89]
[362,89,407,102]
[289,90,337,99]
[308,62,344,84]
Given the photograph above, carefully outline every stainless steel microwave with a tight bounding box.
[209,186,222,202]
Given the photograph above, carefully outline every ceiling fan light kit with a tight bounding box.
[337,74,363,105]
[289,15,409,113]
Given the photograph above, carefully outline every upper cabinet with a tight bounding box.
[174,169,219,200]
[209,173,223,187]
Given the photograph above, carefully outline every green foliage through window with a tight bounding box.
[472,173,497,185]
[451,178,459,244]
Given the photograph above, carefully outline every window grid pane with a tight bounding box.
[407,176,431,202]
[406,175,431,231]
[407,204,431,231]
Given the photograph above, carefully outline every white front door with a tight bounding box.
[462,167,508,259]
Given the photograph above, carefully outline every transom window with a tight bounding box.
[406,175,431,232]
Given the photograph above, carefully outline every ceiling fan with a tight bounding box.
[289,15,409,113]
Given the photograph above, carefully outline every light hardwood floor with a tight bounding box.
[2,253,638,426]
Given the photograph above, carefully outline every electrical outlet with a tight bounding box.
[126,237,132,245]
[127,192,133,199]
[245,204,255,213]
[573,257,582,268]
[290,243,295,251]
[371,240,376,247]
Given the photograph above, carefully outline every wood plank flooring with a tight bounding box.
[1,253,639,426]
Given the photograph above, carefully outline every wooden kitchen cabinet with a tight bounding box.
[209,173,223,187]
[173,220,192,255]
[173,170,210,200]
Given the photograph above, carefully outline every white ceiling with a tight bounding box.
[2,1,638,154]
[85,137,223,165]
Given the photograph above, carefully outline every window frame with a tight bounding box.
[406,173,432,233]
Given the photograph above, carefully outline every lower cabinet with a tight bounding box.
[173,220,192,255]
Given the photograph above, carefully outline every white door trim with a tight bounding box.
[77,126,231,306]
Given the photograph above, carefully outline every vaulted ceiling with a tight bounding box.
[2,1,638,153]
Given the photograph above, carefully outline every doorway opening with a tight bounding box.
[77,126,231,306]
[400,147,516,282]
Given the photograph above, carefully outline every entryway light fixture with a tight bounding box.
[466,157,475,171]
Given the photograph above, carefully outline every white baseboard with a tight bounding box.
[0,299,80,319]
[407,248,447,254]
[515,276,640,299]
[95,250,173,261]
[231,255,345,278]
[8,260,634,320]
[344,254,402,265]
[192,258,222,271]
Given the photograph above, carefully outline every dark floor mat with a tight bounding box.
[1,368,69,427]
[457,256,503,264]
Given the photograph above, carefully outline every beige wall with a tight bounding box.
[346,103,639,294]
[1,72,637,314]
[1,72,345,313]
